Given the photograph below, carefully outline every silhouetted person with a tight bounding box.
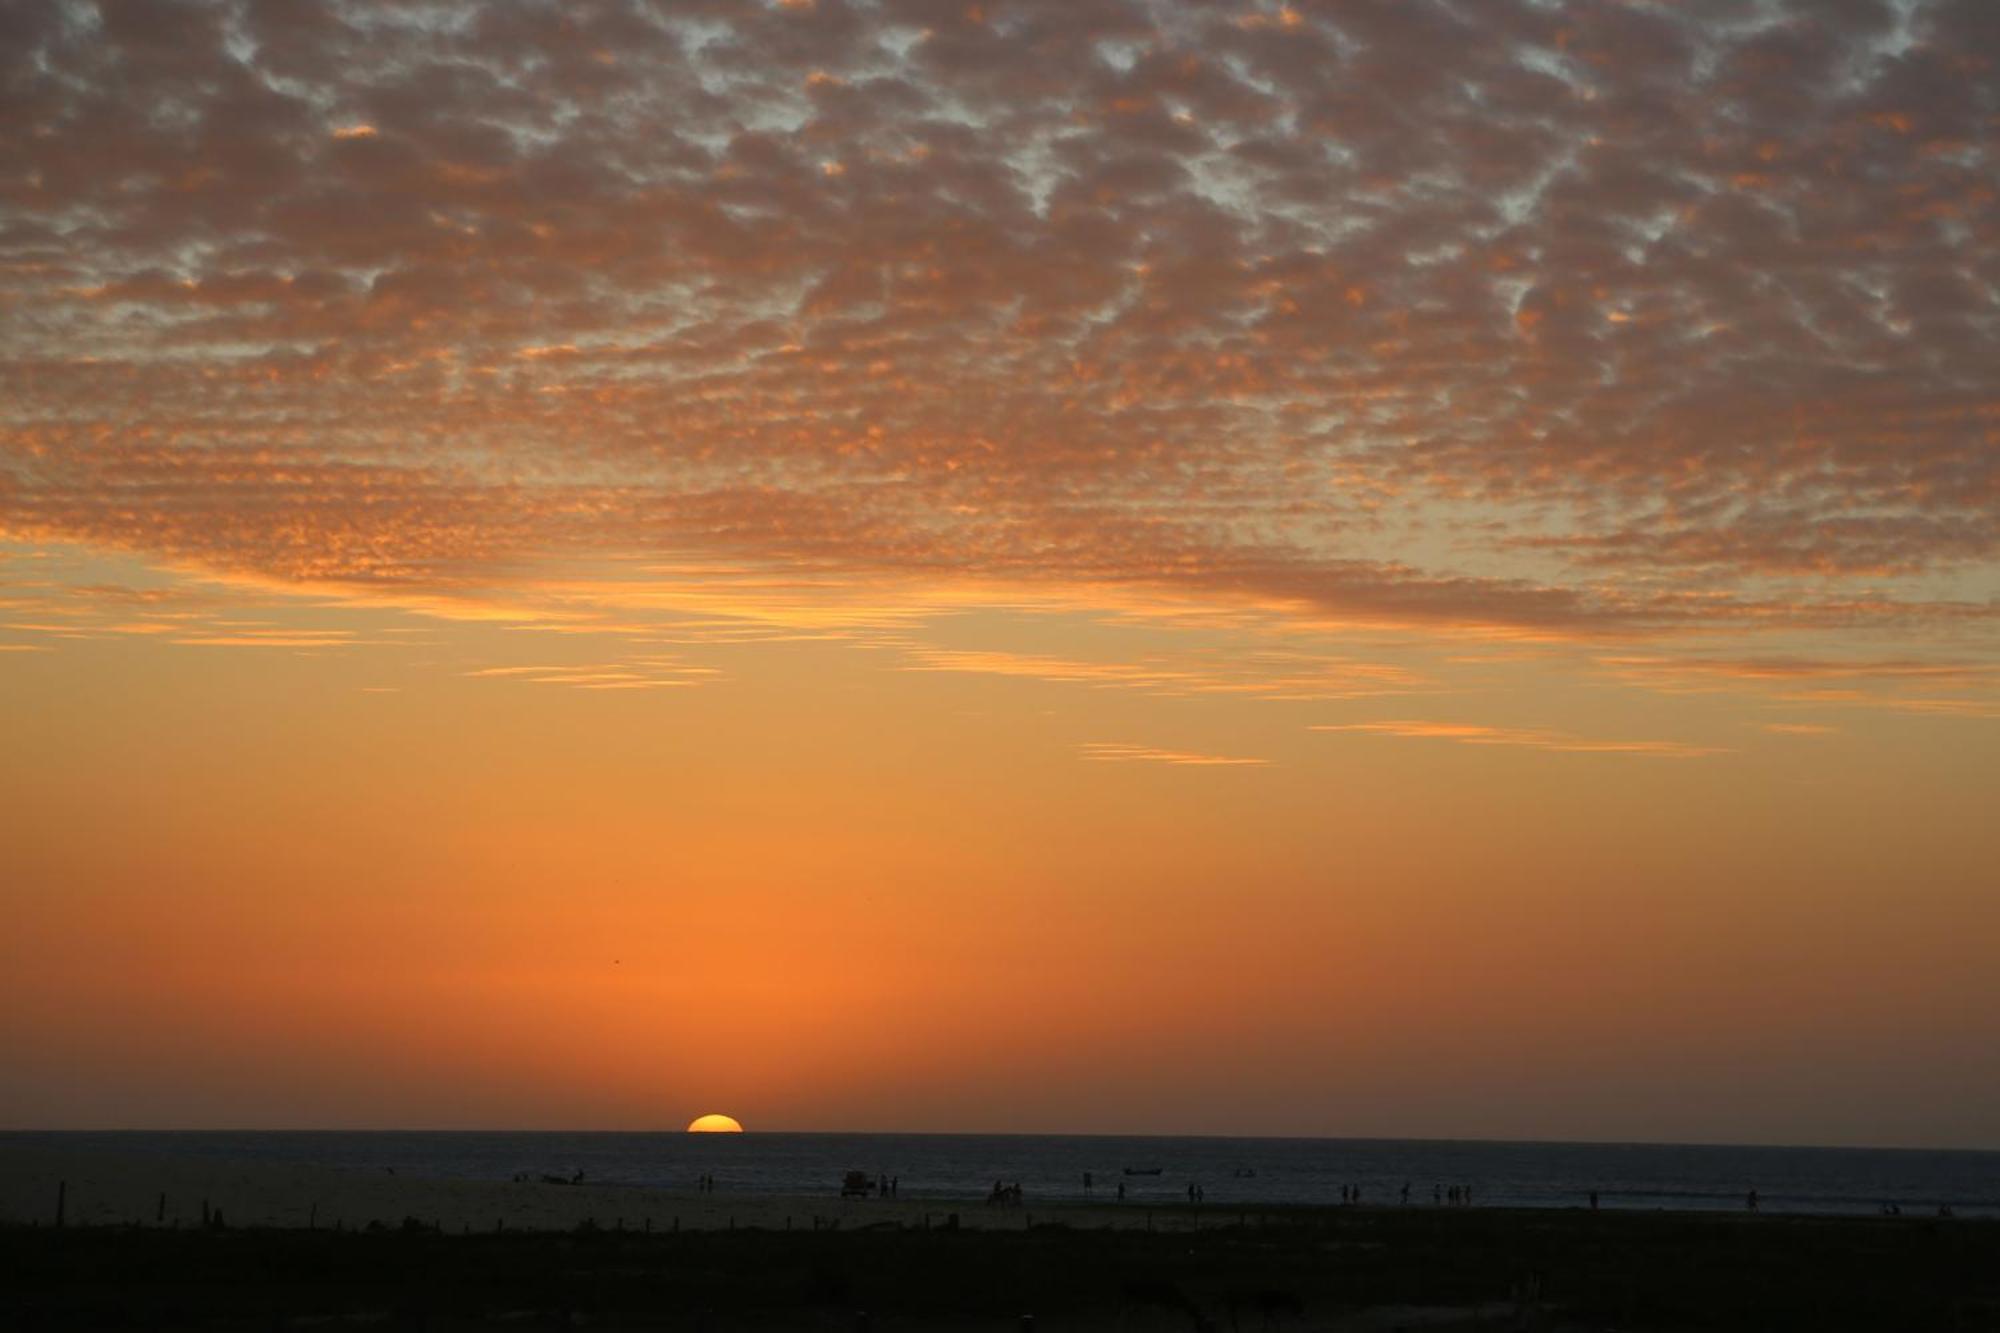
[1116,1182,1126,1202]
[1746,1188,1759,1212]
[1400,1182,1410,1206]
[1589,1190,1599,1210]
[1083,1171,1092,1196]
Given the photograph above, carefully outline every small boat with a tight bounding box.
[1123,1167,1163,1176]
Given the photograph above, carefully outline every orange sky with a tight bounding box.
[3,0,1998,1146]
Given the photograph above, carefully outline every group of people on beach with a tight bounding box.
[1881,1203,1954,1217]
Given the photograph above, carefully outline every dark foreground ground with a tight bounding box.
[7,1206,1999,1331]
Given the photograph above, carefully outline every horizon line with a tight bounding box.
[8,1127,1996,1156]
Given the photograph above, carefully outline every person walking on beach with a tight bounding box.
[1116,1181,1126,1202]
[1746,1188,1759,1213]
[1400,1182,1410,1206]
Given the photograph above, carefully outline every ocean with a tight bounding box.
[6,1131,1996,1218]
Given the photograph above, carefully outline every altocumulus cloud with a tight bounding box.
[0,0,1996,642]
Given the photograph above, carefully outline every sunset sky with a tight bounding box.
[3,0,1997,1147]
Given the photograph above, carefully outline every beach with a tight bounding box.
[0,1140,1084,1234]
[6,1141,1999,1330]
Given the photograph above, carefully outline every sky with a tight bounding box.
[2,0,1997,1147]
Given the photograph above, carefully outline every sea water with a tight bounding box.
[7,1131,1997,1217]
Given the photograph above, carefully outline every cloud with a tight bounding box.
[1314,720,1720,759]
[1598,653,2000,717]
[1080,742,1269,767]
[1603,656,1995,684]
[168,628,361,648]
[461,656,716,690]
[901,643,1420,700]
[0,0,1995,650]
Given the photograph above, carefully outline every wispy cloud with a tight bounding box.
[1080,742,1270,768]
[1314,721,1720,759]
[1601,656,1997,687]
[461,656,717,691]
[903,645,1420,701]
[170,629,361,648]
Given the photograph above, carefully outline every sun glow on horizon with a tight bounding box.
[2,0,1998,1151]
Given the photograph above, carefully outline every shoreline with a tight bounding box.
[5,1173,1997,1332]
[4,1141,1982,1233]
[3,1143,1282,1234]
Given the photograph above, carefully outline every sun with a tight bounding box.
[687,1113,744,1133]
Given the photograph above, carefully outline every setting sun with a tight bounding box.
[3,1,1998,1324]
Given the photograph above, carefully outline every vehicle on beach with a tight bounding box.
[839,1170,874,1198]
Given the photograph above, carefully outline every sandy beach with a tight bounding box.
[0,1142,1153,1234]
[6,1142,1998,1330]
